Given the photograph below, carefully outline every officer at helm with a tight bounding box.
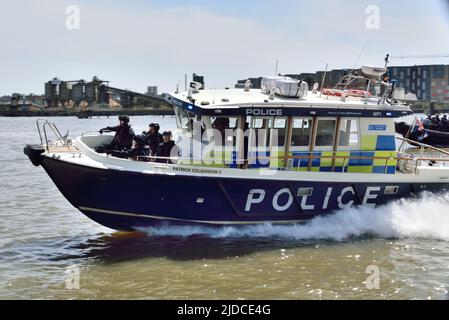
[96,115,135,153]
[142,122,163,155]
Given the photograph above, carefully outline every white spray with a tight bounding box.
[141,192,449,242]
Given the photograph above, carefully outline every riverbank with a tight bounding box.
[0,106,175,117]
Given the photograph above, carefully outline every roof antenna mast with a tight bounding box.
[275,60,279,76]
[319,63,329,97]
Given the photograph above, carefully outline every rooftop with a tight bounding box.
[168,88,413,113]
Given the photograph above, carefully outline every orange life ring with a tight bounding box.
[347,89,372,97]
[321,88,343,97]
[322,88,372,98]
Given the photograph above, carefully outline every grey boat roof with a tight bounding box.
[166,88,413,118]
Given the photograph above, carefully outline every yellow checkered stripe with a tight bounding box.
[283,150,397,174]
[177,134,397,173]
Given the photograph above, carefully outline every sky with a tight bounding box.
[0,0,449,95]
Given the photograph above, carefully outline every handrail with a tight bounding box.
[285,155,405,160]
[82,131,103,137]
[36,119,49,146]
[134,155,179,162]
[130,154,449,164]
[397,116,417,151]
[36,119,72,152]
[397,136,449,157]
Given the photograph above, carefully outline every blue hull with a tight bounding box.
[40,157,449,231]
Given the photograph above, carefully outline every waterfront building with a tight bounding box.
[146,86,158,96]
[237,64,449,102]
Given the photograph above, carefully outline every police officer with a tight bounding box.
[155,131,179,164]
[98,115,135,152]
[107,135,150,160]
[143,123,163,155]
[442,115,449,132]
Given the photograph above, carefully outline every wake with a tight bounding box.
[140,192,449,241]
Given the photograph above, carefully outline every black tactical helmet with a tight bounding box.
[162,131,172,137]
[119,115,130,123]
[149,123,160,131]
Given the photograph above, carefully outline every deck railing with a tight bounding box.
[36,119,73,153]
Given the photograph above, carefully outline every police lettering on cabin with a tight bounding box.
[171,98,184,108]
[246,109,283,116]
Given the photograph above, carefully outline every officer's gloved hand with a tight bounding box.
[99,130,104,134]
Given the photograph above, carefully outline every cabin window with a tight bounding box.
[247,116,287,148]
[175,107,196,135]
[250,117,265,148]
[315,119,336,147]
[211,117,238,130]
[271,118,287,147]
[290,117,313,147]
[210,116,239,146]
[338,118,360,147]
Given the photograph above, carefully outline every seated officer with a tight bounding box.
[155,131,179,164]
[107,135,150,160]
[442,115,449,132]
[97,115,135,153]
[143,123,163,155]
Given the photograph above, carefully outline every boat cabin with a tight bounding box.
[166,75,413,174]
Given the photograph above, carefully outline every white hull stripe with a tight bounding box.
[78,206,306,225]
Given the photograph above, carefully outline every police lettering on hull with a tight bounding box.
[244,185,390,214]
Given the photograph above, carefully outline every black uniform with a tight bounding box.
[155,141,179,164]
[143,132,163,155]
[107,146,150,160]
[100,124,135,151]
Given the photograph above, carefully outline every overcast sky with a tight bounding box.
[1,0,449,95]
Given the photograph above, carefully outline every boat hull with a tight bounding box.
[395,122,449,148]
[39,156,449,231]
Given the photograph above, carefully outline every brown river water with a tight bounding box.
[0,116,448,300]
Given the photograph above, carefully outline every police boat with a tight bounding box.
[24,66,449,231]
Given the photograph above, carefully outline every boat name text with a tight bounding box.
[173,166,222,175]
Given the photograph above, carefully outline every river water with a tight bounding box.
[0,116,448,300]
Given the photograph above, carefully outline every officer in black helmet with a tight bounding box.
[155,131,179,164]
[96,115,135,153]
[442,115,449,132]
[142,122,163,155]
